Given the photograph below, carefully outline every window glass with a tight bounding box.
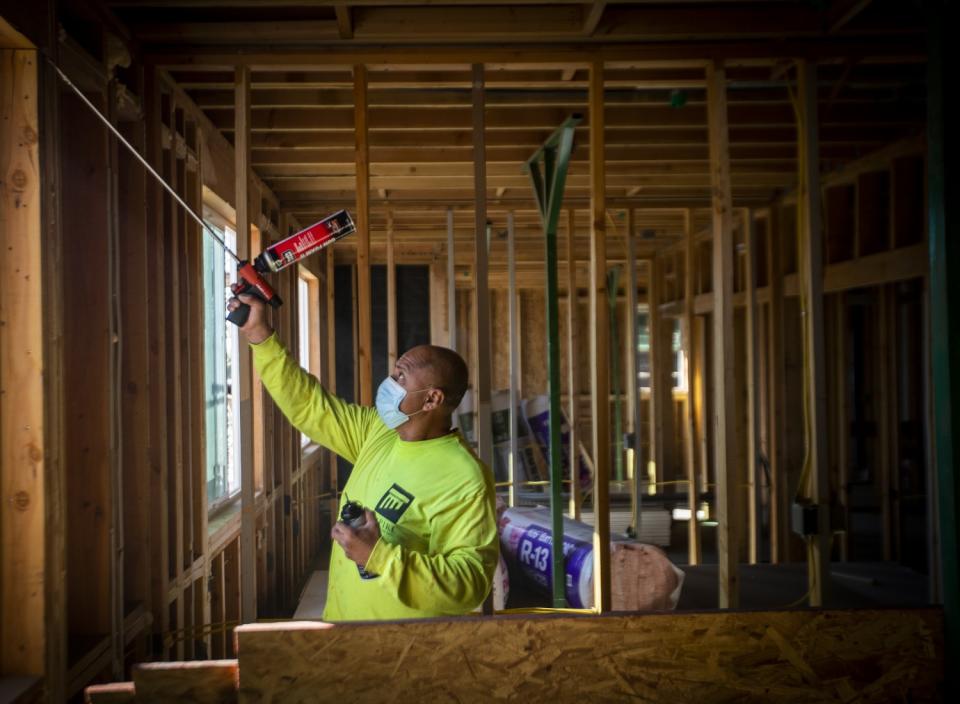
[203,223,241,507]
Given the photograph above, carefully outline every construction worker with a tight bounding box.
[228,288,498,620]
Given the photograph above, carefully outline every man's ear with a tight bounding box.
[424,388,445,411]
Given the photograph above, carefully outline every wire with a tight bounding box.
[47,57,239,263]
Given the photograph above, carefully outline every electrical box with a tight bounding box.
[791,501,821,537]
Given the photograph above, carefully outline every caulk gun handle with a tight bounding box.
[227,262,283,327]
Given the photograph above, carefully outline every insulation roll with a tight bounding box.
[491,390,548,485]
[523,395,594,491]
[499,507,685,611]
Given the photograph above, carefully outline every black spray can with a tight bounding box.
[340,500,377,579]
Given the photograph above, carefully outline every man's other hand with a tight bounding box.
[227,283,274,344]
[331,509,381,568]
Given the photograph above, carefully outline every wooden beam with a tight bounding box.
[446,207,456,350]
[354,64,373,405]
[588,58,611,612]
[471,63,494,472]
[235,65,257,623]
[795,59,831,607]
[1,47,44,675]
[334,6,353,40]
[565,208,581,520]
[707,59,739,608]
[681,208,700,564]
[743,208,761,565]
[386,210,397,369]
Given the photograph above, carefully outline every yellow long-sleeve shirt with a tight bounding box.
[251,333,498,621]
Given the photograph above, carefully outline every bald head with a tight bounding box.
[402,345,469,410]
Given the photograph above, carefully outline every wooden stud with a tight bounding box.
[507,211,518,508]
[235,64,258,623]
[565,208,582,520]
[386,210,397,369]
[354,64,373,406]
[446,208,456,351]
[0,47,45,675]
[707,59,740,608]
[472,63,494,469]
[624,209,642,533]
[795,59,831,607]
[681,208,701,564]
[743,208,761,565]
[834,291,849,561]
[103,77,125,677]
[589,58,611,612]
[325,249,338,513]
[648,256,663,495]
[877,284,892,561]
[766,206,787,564]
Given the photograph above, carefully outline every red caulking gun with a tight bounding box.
[46,58,355,327]
[228,209,355,326]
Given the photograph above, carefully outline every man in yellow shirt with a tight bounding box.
[229,289,498,621]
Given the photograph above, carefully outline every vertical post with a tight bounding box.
[625,210,642,537]
[835,292,849,561]
[1,47,45,676]
[707,59,740,608]
[507,211,518,508]
[648,257,662,497]
[927,14,959,681]
[325,249,338,513]
[565,209,582,520]
[766,207,787,563]
[235,65,257,623]
[877,286,892,560]
[589,59,611,612]
[386,210,397,370]
[354,64,372,405]
[743,208,761,564]
[447,207,456,351]
[471,64,493,469]
[682,209,701,564]
[796,59,831,607]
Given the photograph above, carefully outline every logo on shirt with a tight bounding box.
[375,484,414,524]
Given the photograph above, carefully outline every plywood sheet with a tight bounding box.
[236,609,942,703]
[133,660,238,704]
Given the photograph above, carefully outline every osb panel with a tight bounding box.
[491,289,510,390]
[133,660,238,704]
[520,290,547,396]
[236,609,942,703]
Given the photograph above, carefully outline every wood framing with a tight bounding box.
[354,64,373,405]
[235,65,257,623]
[681,208,700,564]
[795,59,831,607]
[1,47,44,676]
[743,208,761,564]
[707,59,740,608]
[386,210,397,369]
[588,59,611,612]
[564,208,582,520]
[472,63,494,468]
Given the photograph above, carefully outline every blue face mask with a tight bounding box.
[375,376,431,429]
